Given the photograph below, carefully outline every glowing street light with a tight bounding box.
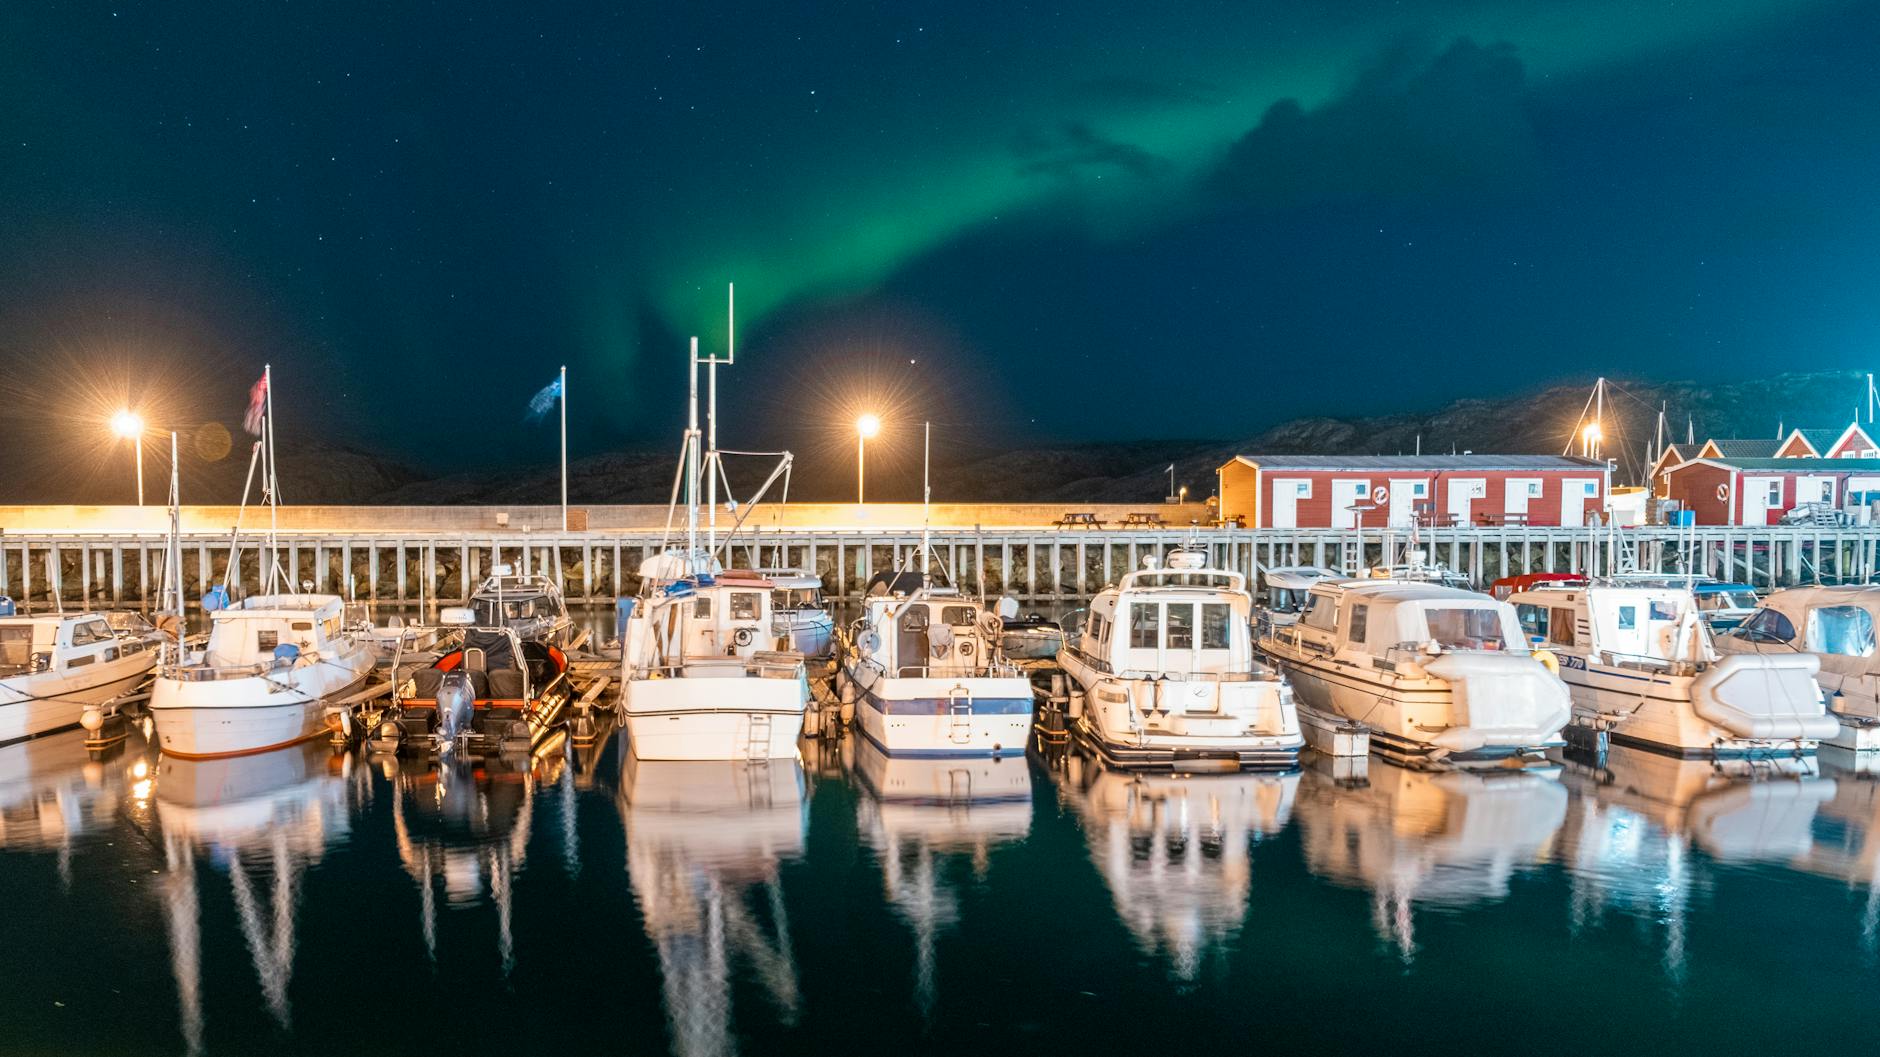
[856,413,881,503]
[1581,421,1603,460]
[110,409,146,505]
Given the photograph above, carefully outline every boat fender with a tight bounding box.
[1532,648,1560,677]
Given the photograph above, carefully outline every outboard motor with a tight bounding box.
[436,670,477,749]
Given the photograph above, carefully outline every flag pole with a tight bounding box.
[559,364,568,532]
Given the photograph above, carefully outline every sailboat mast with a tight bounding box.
[263,363,279,594]
[919,421,932,576]
[168,430,184,657]
[686,338,700,558]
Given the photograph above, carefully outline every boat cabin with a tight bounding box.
[1509,585,1710,668]
[648,569,786,664]
[1728,585,1878,662]
[1293,581,1525,657]
[0,614,144,677]
[1079,559,1256,677]
[1262,567,1337,616]
[759,570,826,615]
[201,595,348,669]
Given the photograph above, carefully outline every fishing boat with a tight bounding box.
[367,606,572,758]
[762,568,836,658]
[149,593,376,758]
[1258,578,1571,763]
[0,612,159,744]
[1715,583,1880,749]
[1059,549,1302,770]
[617,334,807,761]
[1507,581,1836,756]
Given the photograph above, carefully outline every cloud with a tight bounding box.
[1072,75,1228,108]
[1211,38,1540,207]
[1012,122,1170,183]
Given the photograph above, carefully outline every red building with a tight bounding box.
[1660,456,1880,525]
[1216,455,1611,529]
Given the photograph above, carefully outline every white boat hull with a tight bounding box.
[1060,651,1302,769]
[0,652,154,744]
[846,667,1032,758]
[622,676,806,761]
[1558,655,1837,756]
[149,650,372,759]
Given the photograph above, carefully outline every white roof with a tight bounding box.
[222,593,345,619]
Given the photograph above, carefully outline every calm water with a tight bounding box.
[3,728,1877,1057]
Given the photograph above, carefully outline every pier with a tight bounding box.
[2,504,1874,608]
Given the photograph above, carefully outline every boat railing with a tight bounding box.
[890,660,1023,679]
[160,654,307,681]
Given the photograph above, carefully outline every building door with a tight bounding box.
[1387,478,1426,527]
[1560,478,1600,526]
[1270,478,1310,529]
[1505,478,1541,519]
[1742,476,1785,525]
[1330,479,1371,529]
[1446,479,1486,525]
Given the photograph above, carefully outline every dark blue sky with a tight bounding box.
[2,1,1875,472]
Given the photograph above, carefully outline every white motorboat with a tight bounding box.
[838,572,1034,759]
[762,568,835,659]
[1059,750,1296,979]
[149,594,375,758]
[1257,565,1338,633]
[369,606,573,758]
[1259,578,1570,762]
[1715,584,1880,749]
[1060,549,1302,770]
[618,335,807,762]
[1507,581,1837,756]
[0,612,159,743]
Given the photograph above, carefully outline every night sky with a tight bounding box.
[3,1,1877,476]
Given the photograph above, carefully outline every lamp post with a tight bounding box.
[111,410,145,505]
[856,413,881,503]
[1582,422,1603,461]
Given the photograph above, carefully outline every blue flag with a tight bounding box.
[526,376,562,421]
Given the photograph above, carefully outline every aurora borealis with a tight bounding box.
[2,1,1875,471]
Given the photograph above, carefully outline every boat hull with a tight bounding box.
[622,676,806,761]
[0,652,155,744]
[1558,658,1836,757]
[149,652,373,759]
[1059,652,1302,770]
[845,667,1033,758]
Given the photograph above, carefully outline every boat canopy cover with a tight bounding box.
[866,571,928,597]
[1264,566,1339,590]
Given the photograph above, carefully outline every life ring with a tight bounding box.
[733,627,755,647]
[1715,483,1729,502]
[1372,486,1389,505]
[1532,648,1560,677]
[959,639,975,656]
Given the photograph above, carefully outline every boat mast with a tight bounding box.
[167,431,184,660]
[919,420,932,580]
[686,337,700,561]
[262,363,281,595]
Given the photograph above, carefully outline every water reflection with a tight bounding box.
[0,731,147,877]
[152,742,352,1055]
[1808,751,1880,950]
[850,736,1031,1019]
[1054,750,1296,980]
[1294,757,1567,959]
[617,749,805,1057]
[1556,745,1830,978]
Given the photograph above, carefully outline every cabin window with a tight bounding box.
[71,620,110,645]
[1129,603,1160,648]
[1423,608,1507,650]
[1166,604,1195,649]
[1293,481,1312,498]
[1201,603,1231,649]
[1808,605,1876,657]
[257,630,280,651]
[1648,601,1679,622]
[730,592,761,621]
[1516,604,1546,640]
[942,606,978,626]
[1738,607,1796,644]
[1550,608,1576,648]
[68,653,93,667]
[693,597,713,620]
[1616,606,1636,631]
[1088,613,1107,648]
[1301,593,1338,631]
[1348,604,1369,644]
[292,621,313,631]
[0,627,30,668]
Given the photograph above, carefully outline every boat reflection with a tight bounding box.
[1805,750,1880,950]
[850,735,1032,1019]
[1055,749,1296,980]
[617,750,806,1057]
[380,751,536,972]
[0,730,149,876]
[1294,756,1566,960]
[153,741,352,1055]
[1555,745,1830,978]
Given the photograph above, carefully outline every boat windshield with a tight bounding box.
[1697,590,1759,611]
[771,588,822,611]
[1421,607,1510,650]
[475,596,547,624]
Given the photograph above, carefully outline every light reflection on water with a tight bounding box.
[3,726,1879,1056]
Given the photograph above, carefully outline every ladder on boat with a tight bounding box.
[947,685,973,745]
[746,712,773,759]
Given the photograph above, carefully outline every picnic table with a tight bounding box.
[1215,514,1246,529]
[1121,511,1166,527]
[1054,511,1106,529]
[1476,511,1529,527]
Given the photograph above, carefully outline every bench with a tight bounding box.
[1055,512,1106,529]
[1476,511,1529,526]
[1121,511,1166,527]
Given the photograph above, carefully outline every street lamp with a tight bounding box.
[856,413,881,503]
[111,409,146,505]
[1581,422,1602,460]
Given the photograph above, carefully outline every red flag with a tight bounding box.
[242,374,268,436]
